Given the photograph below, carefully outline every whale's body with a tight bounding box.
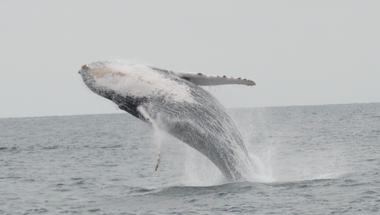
[79,61,255,181]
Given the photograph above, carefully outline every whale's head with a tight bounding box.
[78,62,121,100]
[78,61,126,90]
[78,61,155,100]
[78,61,196,103]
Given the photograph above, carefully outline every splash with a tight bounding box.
[249,152,275,183]
[181,145,226,186]
[179,144,275,186]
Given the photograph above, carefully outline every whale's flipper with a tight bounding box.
[175,71,256,86]
[137,106,163,171]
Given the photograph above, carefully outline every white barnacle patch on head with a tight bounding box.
[88,61,196,103]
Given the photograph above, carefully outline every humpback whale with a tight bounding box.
[78,60,256,182]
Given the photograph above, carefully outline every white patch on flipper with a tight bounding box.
[175,71,256,86]
[90,62,196,103]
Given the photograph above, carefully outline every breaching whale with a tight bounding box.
[78,60,256,182]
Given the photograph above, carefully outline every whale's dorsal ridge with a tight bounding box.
[175,71,256,86]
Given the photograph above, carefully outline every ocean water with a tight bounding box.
[1,103,380,214]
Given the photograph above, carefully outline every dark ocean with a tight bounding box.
[1,103,379,214]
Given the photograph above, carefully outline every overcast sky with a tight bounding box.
[1,0,379,118]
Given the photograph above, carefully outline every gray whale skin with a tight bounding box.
[78,60,256,182]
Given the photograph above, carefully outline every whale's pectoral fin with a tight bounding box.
[175,71,256,86]
[155,151,161,171]
[137,105,154,125]
[137,106,163,171]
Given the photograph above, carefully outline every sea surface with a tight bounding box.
[1,103,380,214]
